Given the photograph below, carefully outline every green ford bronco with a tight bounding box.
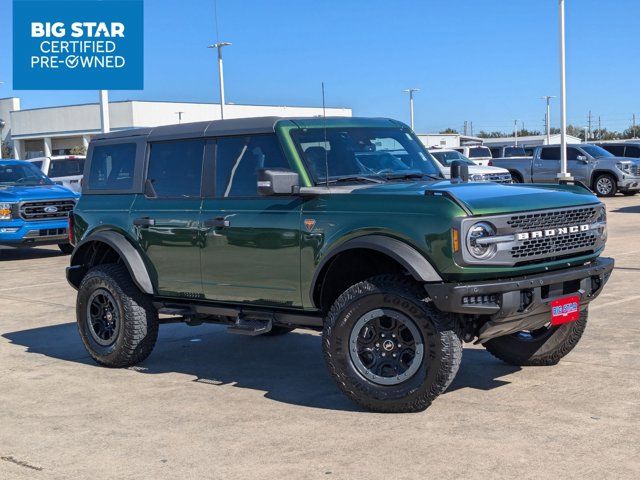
[67,117,613,412]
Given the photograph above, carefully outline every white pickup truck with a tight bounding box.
[429,149,512,183]
[27,155,85,193]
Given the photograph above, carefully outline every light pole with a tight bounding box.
[403,88,419,131]
[208,42,232,120]
[558,0,572,180]
[542,96,555,144]
[514,119,518,146]
[99,90,110,133]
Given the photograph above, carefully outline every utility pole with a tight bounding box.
[598,115,601,139]
[558,0,572,180]
[514,120,518,146]
[587,110,593,141]
[541,96,555,145]
[633,114,637,139]
[463,121,468,136]
[99,90,110,133]
[208,42,232,119]
[470,121,473,136]
[403,88,419,131]
[175,112,185,124]
[584,127,588,142]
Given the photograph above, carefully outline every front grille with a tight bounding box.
[511,231,598,259]
[506,206,598,231]
[631,164,640,176]
[484,174,512,183]
[19,199,75,221]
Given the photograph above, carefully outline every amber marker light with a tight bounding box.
[452,228,460,253]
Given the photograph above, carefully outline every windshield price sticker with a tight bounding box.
[13,0,143,90]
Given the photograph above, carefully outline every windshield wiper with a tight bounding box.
[325,176,385,185]
[385,172,442,181]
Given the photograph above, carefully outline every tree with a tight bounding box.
[439,128,458,134]
[70,145,87,155]
[1,143,12,158]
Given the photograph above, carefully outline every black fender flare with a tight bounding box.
[310,235,442,307]
[67,231,154,294]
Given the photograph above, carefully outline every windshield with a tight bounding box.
[504,146,527,157]
[291,127,441,183]
[468,147,491,158]
[430,150,475,167]
[581,145,614,158]
[0,163,53,187]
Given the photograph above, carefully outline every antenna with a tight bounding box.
[322,82,329,188]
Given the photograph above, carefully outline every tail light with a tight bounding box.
[487,160,493,166]
[68,214,75,245]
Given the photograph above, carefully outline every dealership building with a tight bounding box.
[0,97,351,159]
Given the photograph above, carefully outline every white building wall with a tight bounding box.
[0,97,21,156]
[418,134,461,149]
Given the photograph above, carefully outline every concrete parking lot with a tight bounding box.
[1,196,639,480]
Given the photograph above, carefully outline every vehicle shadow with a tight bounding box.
[3,322,520,412]
[611,205,640,214]
[0,246,66,261]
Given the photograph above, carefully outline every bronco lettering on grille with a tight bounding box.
[516,224,590,240]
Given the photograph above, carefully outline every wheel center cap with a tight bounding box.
[105,311,113,322]
[382,339,395,352]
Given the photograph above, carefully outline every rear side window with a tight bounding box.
[49,158,85,177]
[215,134,290,197]
[603,145,624,156]
[625,146,640,158]
[88,143,137,190]
[147,140,205,197]
[468,147,491,158]
[540,147,561,160]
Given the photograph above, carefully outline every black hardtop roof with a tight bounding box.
[91,116,405,142]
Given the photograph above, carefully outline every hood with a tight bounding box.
[352,180,599,216]
[0,184,79,203]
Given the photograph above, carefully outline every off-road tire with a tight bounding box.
[593,173,618,197]
[323,275,462,413]
[484,310,587,366]
[77,264,159,368]
[58,243,74,255]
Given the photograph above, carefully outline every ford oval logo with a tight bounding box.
[44,206,59,214]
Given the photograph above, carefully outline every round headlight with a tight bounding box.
[466,222,497,259]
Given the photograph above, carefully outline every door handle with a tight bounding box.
[204,217,230,228]
[133,217,156,227]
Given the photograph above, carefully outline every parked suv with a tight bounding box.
[452,145,492,166]
[67,117,613,413]
[491,144,640,196]
[597,142,640,168]
[0,160,78,253]
[28,155,85,193]
[428,149,512,183]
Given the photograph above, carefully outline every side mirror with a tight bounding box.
[576,155,588,163]
[450,160,470,183]
[257,169,300,196]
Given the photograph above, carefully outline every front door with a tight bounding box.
[130,139,205,298]
[567,147,590,183]
[200,134,303,307]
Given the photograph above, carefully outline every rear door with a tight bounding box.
[534,147,561,182]
[624,145,640,159]
[130,139,205,298]
[200,134,303,307]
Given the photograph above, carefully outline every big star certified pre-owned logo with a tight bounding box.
[13,0,143,90]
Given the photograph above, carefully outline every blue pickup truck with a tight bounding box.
[0,160,79,253]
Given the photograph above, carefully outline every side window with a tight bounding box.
[489,148,500,158]
[147,139,205,197]
[604,145,624,156]
[215,135,290,198]
[540,147,561,160]
[87,143,137,190]
[625,146,640,158]
[567,148,581,160]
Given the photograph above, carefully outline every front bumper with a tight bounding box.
[618,176,640,190]
[0,218,69,247]
[427,257,614,342]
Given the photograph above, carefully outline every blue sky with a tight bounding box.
[0,0,638,134]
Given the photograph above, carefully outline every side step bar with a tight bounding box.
[227,315,273,336]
